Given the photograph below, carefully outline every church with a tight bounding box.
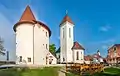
[13,5,85,65]
[58,13,85,64]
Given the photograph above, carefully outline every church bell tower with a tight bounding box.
[60,12,74,63]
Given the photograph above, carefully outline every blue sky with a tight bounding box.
[0,0,120,60]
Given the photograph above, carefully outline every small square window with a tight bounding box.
[28,57,31,62]
[19,56,22,62]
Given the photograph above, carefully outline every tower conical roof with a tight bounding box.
[19,5,36,22]
[13,5,51,37]
[60,14,74,25]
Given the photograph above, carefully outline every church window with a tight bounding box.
[46,44,48,49]
[76,51,79,60]
[19,56,22,62]
[28,57,31,62]
[69,28,71,38]
[63,58,65,61]
[46,32,47,37]
[63,28,64,38]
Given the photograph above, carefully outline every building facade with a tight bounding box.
[14,6,52,65]
[107,44,120,64]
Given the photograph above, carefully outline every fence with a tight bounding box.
[66,63,104,75]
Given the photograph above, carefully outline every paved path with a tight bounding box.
[58,67,66,76]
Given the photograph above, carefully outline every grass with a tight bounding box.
[0,67,60,76]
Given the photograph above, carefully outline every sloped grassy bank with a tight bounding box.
[0,67,60,76]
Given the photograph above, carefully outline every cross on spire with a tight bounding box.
[66,10,68,15]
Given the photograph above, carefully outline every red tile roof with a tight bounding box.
[60,14,74,25]
[13,5,51,37]
[84,56,92,61]
[19,5,36,22]
[72,42,85,50]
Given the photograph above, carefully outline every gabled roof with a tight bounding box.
[19,5,36,22]
[72,42,85,50]
[60,14,74,26]
[84,55,93,61]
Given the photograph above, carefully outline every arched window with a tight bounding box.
[19,56,22,62]
[76,51,79,60]
[69,28,71,38]
[63,58,65,61]
[63,28,64,38]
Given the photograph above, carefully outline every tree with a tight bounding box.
[0,37,5,55]
[49,44,56,56]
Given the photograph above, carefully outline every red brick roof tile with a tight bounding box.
[60,14,74,25]
[72,42,85,50]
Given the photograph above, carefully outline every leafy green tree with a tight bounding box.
[49,44,56,56]
[0,37,5,55]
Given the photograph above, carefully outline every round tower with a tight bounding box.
[13,5,51,65]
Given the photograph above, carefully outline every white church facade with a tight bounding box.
[59,14,85,63]
[13,6,56,65]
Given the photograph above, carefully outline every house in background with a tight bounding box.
[106,44,120,64]
[84,55,92,64]
[92,50,104,64]
[84,50,104,64]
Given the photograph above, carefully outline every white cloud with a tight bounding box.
[99,25,111,32]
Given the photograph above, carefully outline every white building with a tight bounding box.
[59,14,85,63]
[92,50,104,64]
[13,5,56,65]
[47,52,57,64]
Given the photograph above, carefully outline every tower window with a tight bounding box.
[69,28,71,38]
[76,51,79,60]
[19,56,22,62]
[63,58,65,61]
[46,44,48,49]
[28,57,31,62]
[46,32,47,37]
[63,28,64,38]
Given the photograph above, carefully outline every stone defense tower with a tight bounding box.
[60,13,74,63]
[13,6,51,65]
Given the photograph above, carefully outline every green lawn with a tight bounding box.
[0,67,60,76]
